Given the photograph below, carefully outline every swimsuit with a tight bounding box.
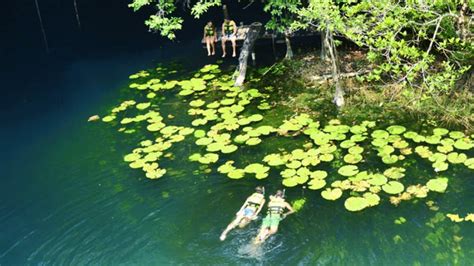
[204,25,214,37]
[223,22,235,39]
[262,198,285,228]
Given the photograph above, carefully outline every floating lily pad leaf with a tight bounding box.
[449,131,465,139]
[281,168,297,178]
[382,155,399,164]
[432,160,449,172]
[246,137,261,146]
[146,168,166,179]
[465,158,474,169]
[368,174,388,186]
[387,135,402,143]
[206,101,220,109]
[195,137,213,146]
[311,170,328,179]
[179,128,194,136]
[372,130,389,139]
[338,165,359,177]
[464,213,474,222]
[221,145,238,154]
[340,140,356,149]
[384,167,406,179]
[426,177,448,193]
[428,153,447,163]
[440,138,455,146]
[129,160,145,169]
[387,125,406,135]
[136,102,151,110]
[147,122,166,132]
[351,135,367,142]
[198,153,219,164]
[382,181,404,194]
[124,153,141,162]
[344,197,369,212]
[207,142,223,152]
[406,185,428,198]
[393,140,409,149]
[234,134,249,143]
[344,153,363,164]
[320,153,334,162]
[319,144,337,154]
[255,126,275,135]
[447,152,467,164]
[321,188,343,200]
[228,169,245,179]
[295,174,309,184]
[425,135,441,145]
[286,160,302,169]
[244,163,269,174]
[217,162,235,174]
[415,146,432,158]
[102,116,116,122]
[202,74,215,80]
[255,172,269,179]
[169,135,185,143]
[372,138,388,148]
[363,192,380,206]
[403,131,418,139]
[377,145,395,156]
[248,114,264,122]
[263,154,286,166]
[282,178,299,187]
[437,144,453,154]
[350,125,367,134]
[446,214,464,222]
[188,153,201,162]
[453,139,474,150]
[191,118,208,126]
[220,98,235,106]
[179,90,194,96]
[349,146,364,155]
[433,128,449,136]
[308,179,326,190]
[194,129,206,138]
[189,99,206,107]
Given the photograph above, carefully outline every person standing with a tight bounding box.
[221,19,237,57]
[203,21,217,56]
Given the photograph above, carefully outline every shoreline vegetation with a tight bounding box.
[253,49,474,133]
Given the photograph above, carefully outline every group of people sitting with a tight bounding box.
[220,187,295,244]
[203,19,238,57]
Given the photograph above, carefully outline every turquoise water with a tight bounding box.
[1,47,474,265]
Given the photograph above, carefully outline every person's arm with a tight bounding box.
[236,199,249,215]
[214,26,217,41]
[282,202,295,218]
[232,21,237,35]
[222,24,225,35]
[252,199,265,219]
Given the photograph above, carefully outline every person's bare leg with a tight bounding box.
[206,38,211,56]
[254,227,269,244]
[220,216,242,241]
[231,38,237,57]
[221,39,227,57]
[211,41,215,55]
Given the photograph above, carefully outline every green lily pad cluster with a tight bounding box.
[100,63,474,214]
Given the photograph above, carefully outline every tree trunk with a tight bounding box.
[284,33,293,59]
[34,0,49,53]
[234,22,262,86]
[458,0,468,41]
[324,28,344,108]
[320,30,327,60]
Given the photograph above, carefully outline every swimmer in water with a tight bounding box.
[254,190,294,244]
[220,187,266,241]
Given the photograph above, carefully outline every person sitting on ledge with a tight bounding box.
[203,21,217,56]
[221,18,237,58]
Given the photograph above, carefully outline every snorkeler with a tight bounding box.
[203,21,217,56]
[220,186,266,241]
[221,18,237,58]
[254,190,294,244]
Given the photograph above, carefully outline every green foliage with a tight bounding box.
[264,0,301,34]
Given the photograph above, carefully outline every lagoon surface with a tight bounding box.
[1,43,474,265]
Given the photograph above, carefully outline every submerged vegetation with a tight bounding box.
[100,63,474,215]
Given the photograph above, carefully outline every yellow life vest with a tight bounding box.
[267,197,286,215]
[247,193,264,207]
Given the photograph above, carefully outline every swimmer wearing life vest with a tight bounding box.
[254,190,295,244]
[221,18,237,57]
[220,187,266,241]
[203,21,217,56]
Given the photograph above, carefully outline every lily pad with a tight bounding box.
[368,174,388,186]
[344,197,369,212]
[124,153,141,162]
[465,158,474,169]
[282,178,299,187]
[338,165,359,176]
[449,131,465,139]
[363,192,380,206]
[344,153,363,164]
[432,160,449,172]
[221,145,238,154]
[384,167,406,179]
[426,177,448,193]
[382,181,405,194]
[321,188,343,200]
[453,139,474,150]
[372,130,389,139]
[228,169,245,179]
[433,128,449,136]
[447,152,467,164]
[387,125,406,135]
[311,170,328,179]
[246,137,262,146]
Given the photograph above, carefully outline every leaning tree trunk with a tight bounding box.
[284,32,293,59]
[324,28,344,108]
[234,22,262,86]
[73,0,81,29]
